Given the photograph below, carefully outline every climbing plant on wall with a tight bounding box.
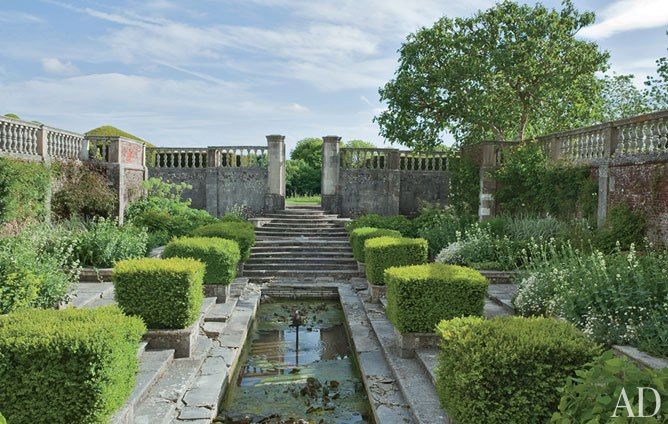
[493,143,597,219]
[0,157,51,226]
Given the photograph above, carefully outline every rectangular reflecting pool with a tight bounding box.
[217,300,372,423]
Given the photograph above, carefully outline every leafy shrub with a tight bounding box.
[192,222,255,261]
[385,263,487,333]
[349,227,401,262]
[0,157,50,225]
[0,306,146,423]
[345,214,416,237]
[448,154,480,216]
[551,350,668,423]
[113,257,204,329]
[436,316,601,424]
[435,225,518,270]
[163,237,240,285]
[0,225,79,311]
[364,237,427,284]
[595,203,647,252]
[493,143,597,219]
[52,162,116,220]
[126,178,216,250]
[413,204,474,257]
[75,218,148,268]
[514,243,668,357]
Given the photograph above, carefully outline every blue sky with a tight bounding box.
[0,0,666,153]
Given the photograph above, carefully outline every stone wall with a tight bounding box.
[148,168,208,209]
[607,156,668,243]
[214,167,268,215]
[399,170,450,215]
[326,144,451,217]
[340,169,400,216]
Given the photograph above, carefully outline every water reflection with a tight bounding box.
[219,300,372,424]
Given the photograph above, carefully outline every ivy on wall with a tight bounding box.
[0,157,51,225]
[493,143,598,219]
[448,154,480,217]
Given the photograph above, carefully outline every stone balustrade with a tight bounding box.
[0,116,85,161]
[147,146,268,169]
[340,148,397,170]
[536,110,668,162]
[399,150,449,171]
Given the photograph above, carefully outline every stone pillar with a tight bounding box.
[37,126,52,222]
[265,135,286,212]
[597,124,618,227]
[321,135,342,214]
[478,142,498,221]
[205,147,220,216]
[79,138,90,161]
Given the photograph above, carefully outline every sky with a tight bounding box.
[0,0,667,154]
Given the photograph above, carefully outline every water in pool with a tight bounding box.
[217,300,372,424]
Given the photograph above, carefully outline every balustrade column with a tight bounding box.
[321,135,342,214]
[478,142,498,222]
[36,125,49,160]
[265,135,286,212]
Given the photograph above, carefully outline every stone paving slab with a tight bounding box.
[339,284,414,424]
[487,283,517,314]
[67,282,113,308]
[415,348,439,386]
[362,295,449,424]
[204,300,237,322]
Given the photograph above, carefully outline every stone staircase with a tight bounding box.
[243,205,359,282]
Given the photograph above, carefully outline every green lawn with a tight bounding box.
[285,195,321,206]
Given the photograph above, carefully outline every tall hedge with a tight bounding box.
[0,306,146,424]
[192,221,255,261]
[364,236,428,284]
[385,263,488,333]
[436,316,601,424]
[163,237,240,285]
[0,157,50,224]
[350,227,402,262]
[113,257,204,329]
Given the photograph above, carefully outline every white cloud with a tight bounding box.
[286,103,309,112]
[41,58,79,75]
[580,0,668,39]
[0,11,43,23]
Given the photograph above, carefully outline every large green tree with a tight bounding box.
[600,74,651,121]
[376,0,609,149]
[291,138,323,167]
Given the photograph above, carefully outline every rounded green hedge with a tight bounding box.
[350,227,402,262]
[436,316,601,424]
[113,257,205,329]
[163,237,240,285]
[364,236,428,284]
[385,263,488,333]
[0,306,146,424]
[192,222,255,261]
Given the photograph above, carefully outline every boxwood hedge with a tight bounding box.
[436,316,601,424]
[163,237,240,285]
[192,221,255,261]
[0,306,146,424]
[385,263,488,333]
[113,257,205,329]
[364,236,428,284]
[350,227,402,262]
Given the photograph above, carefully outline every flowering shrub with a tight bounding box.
[514,242,668,357]
[74,218,148,268]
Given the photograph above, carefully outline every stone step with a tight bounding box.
[362,297,449,423]
[264,213,339,219]
[245,257,356,264]
[264,217,343,223]
[111,348,175,424]
[256,235,350,241]
[243,262,357,271]
[254,239,350,245]
[276,208,325,214]
[261,222,343,228]
[242,269,360,279]
[256,226,348,232]
[415,348,439,387]
[285,205,323,210]
[256,232,348,238]
[249,250,354,257]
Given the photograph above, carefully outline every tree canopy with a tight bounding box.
[376,0,609,149]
